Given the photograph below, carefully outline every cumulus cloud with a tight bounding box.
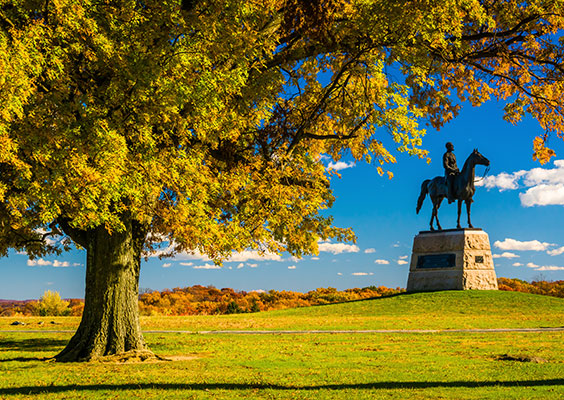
[328,161,355,171]
[288,265,296,269]
[162,263,172,268]
[476,160,564,207]
[311,257,320,260]
[27,258,52,266]
[247,263,258,268]
[72,263,83,267]
[494,238,552,251]
[351,272,375,276]
[399,255,408,260]
[526,262,564,271]
[512,262,523,267]
[397,260,408,265]
[364,248,376,254]
[548,246,564,256]
[236,263,245,269]
[492,252,519,259]
[374,259,390,265]
[228,250,282,262]
[519,184,564,207]
[337,272,343,276]
[52,260,70,267]
[535,266,564,271]
[193,264,222,270]
[250,289,265,293]
[318,241,360,254]
[180,262,193,266]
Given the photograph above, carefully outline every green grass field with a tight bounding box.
[1,291,563,399]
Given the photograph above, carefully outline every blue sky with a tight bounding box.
[2,100,564,300]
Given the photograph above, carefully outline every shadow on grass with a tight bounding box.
[0,380,563,394]
[0,338,67,353]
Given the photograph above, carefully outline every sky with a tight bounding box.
[2,100,564,300]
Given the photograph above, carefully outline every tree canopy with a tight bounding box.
[1,0,563,260]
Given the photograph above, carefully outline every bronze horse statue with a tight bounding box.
[416,149,490,231]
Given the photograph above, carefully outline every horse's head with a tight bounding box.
[472,148,490,167]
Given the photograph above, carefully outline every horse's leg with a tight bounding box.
[457,199,462,229]
[435,198,443,231]
[429,201,435,231]
[466,200,473,228]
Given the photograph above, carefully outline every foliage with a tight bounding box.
[0,0,563,263]
[36,290,70,316]
[137,285,403,316]
[498,277,564,298]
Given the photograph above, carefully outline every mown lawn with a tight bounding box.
[0,331,563,399]
[1,291,563,399]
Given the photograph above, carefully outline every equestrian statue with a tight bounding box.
[416,143,490,231]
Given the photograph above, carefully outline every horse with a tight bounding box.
[416,149,490,231]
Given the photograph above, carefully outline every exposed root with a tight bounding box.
[95,350,170,363]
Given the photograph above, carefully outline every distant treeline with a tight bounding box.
[497,277,564,298]
[137,285,404,316]
[1,278,563,317]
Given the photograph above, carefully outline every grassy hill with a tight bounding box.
[3,290,563,331]
[1,290,564,399]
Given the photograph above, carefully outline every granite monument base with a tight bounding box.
[406,228,498,292]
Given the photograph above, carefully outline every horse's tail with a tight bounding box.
[416,179,430,214]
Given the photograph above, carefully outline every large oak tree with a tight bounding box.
[1,0,563,361]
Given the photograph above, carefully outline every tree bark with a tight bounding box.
[55,219,149,362]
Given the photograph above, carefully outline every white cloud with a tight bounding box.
[397,260,408,265]
[288,256,300,262]
[228,250,282,262]
[512,262,523,267]
[337,272,343,276]
[247,263,258,268]
[52,260,70,267]
[526,262,564,271]
[318,241,360,254]
[548,246,564,256]
[236,263,245,269]
[311,257,320,260]
[494,238,552,251]
[519,184,564,207]
[72,263,83,267]
[179,262,193,266]
[535,266,564,271]
[162,263,172,268]
[392,242,400,248]
[476,171,525,191]
[364,248,376,254]
[288,265,296,269]
[193,264,222,270]
[27,258,52,266]
[328,161,355,171]
[399,255,408,260]
[476,160,564,207]
[374,259,390,265]
[492,252,519,259]
[352,272,375,276]
[250,289,266,293]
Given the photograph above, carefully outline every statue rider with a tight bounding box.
[443,142,459,204]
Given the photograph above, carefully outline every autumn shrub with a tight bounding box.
[37,290,71,316]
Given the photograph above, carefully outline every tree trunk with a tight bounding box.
[55,219,149,362]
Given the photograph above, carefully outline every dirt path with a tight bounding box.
[2,327,564,334]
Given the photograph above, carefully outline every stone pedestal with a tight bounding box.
[406,228,498,292]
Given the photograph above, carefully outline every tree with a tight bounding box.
[1,0,563,361]
[37,290,70,316]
